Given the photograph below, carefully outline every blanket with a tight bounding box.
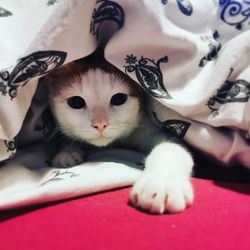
[0,0,250,209]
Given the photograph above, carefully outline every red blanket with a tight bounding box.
[1,178,249,250]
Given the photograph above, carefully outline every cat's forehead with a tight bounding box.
[47,61,142,103]
[78,68,132,95]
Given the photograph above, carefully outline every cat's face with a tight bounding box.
[46,62,142,147]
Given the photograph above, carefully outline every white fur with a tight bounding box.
[130,142,193,214]
[50,69,140,147]
[49,67,194,214]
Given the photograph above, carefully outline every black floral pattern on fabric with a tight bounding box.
[0,80,7,96]
[219,0,250,30]
[40,170,80,186]
[47,0,60,5]
[153,112,191,138]
[4,139,16,152]
[161,0,193,16]
[124,55,172,99]
[207,68,250,117]
[90,0,124,38]
[199,31,222,67]
[0,71,10,97]
[0,50,67,99]
[4,139,17,159]
[0,7,12,17]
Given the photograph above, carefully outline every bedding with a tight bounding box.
[1,178,250,250]
[0,0,250,209]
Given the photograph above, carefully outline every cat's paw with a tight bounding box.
[130,175,193,214]
[52,151,84,168]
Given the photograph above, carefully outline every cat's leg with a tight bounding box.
[52,145,85,168]
[130,142,194,214]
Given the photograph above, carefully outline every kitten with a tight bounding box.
[44,56,194,214]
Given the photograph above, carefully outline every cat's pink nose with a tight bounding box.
[92,122,108,134]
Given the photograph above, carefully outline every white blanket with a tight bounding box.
[0,0,250,209]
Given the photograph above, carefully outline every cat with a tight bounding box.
[44,54,194,214]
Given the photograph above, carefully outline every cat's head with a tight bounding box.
[44,59,143,147]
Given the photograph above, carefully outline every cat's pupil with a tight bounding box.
[67,96,86,109]
[110,93,128,106]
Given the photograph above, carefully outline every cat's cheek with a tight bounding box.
[111,99,140,123]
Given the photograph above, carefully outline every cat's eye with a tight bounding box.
[67,96,86,109]
[110,93,128,106]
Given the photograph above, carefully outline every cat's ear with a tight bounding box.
[40,62,84,95]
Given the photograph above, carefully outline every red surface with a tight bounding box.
[0,178,249,250]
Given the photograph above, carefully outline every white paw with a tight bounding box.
[52,151,84,168]
[130,175,193,214]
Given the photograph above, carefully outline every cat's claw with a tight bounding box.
[52,151,84,168]
[130,175,193,214]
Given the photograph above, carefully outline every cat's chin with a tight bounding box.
[87,136,115,147]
